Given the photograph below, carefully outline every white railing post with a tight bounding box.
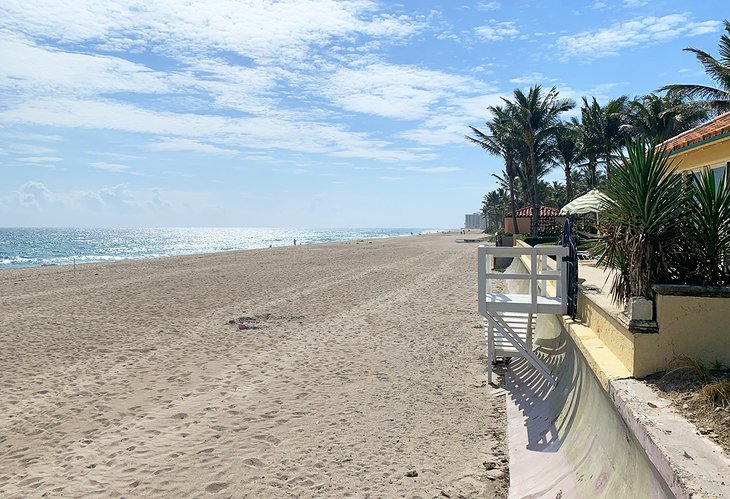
[560,246,568,313]
[478,245,486,316]
[530,249,538,313]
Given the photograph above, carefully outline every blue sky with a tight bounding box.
[0,0,724,228]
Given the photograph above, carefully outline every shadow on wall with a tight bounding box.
[505,313,674,498]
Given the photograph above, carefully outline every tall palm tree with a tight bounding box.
[506,86,574,235]
[622,94,708,143]
[577,99,602,188]
[658,20,730,115]
[554,122,582,202]
[482,189,509,230]
[577,96,630,182]
[599,96,631,179]
[467,105,521,234]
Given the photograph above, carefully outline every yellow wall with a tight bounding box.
[518,240,730,378]
[575,290,730,378]
[641,294,730,373]
[669,135,730,173]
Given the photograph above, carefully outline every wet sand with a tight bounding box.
[0,232,506,497]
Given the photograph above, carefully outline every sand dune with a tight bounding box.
[0,232,507,497]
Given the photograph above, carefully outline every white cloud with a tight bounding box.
[475,21,519,41]
[8,144,56,154]
[0,34,172,97]
[91,161,130,173]
[18,156,63,164]
[556,15,722,59]
[16,181,52,207]
[323,63,484,120]
[400,93,506,146]
[623,0,648,6]
[147,139,240,156]
[2,0,421,64]
[477,2,501,11]
[0,132,63,142]
[0,97,434,162]
[379,176,402,181]
[88,151,145,160]
[686,21,722,36]
[405,166,463,174]
[509,72,557,85]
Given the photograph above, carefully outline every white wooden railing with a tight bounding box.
[478,245,569,386]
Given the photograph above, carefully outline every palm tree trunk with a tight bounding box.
[507,160,519,233]
[529,149,540,237]
[588,155,597,188]
[564,164,573,201]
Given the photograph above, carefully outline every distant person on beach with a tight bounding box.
[293,239,296,246]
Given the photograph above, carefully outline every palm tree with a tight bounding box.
[505,86,574,235]
[554,122,582,201]
[467,105,521,234]
[577,99,602,188]
[482,189,510,231]
[622,94,708,143]
[599,96,631,179]
[658,20,730,115]
[577,96,631,182]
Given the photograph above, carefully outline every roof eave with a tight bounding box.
[667,130,730,157]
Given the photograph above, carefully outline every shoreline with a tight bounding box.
[0,228,452,272]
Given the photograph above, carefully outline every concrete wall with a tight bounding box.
[577,292,637,374]
[506,312,673,497]
[516,240,730,377]
[640,291,730,373]
[576,282,730,378]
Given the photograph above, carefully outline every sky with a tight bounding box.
[0,0,725,228]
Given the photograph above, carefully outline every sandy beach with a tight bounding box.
[0,232,506,498]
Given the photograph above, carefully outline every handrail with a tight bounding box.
[479,246,568,257]
[478,244,569,315]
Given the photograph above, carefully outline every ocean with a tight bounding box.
[0,227,439,269]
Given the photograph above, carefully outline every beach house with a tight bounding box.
[504,206,565,235]
[659,110,730,177]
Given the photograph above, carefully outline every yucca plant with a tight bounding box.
[684,167,730,286]
[594,141,685,305]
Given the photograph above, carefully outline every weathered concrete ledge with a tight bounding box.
[653,284,730,298]
[609,379,730,499]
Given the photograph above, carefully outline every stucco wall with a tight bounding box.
[670,136,730,172]
[648,293,730,370]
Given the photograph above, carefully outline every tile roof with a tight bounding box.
[659,111,730,154]
[508,206,561,217]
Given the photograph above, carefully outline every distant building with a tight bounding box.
[504,206,564,235]
[464,212,486,230]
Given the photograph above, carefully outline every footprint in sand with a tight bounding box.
[253,434,281,446]
[205,482,229,493]
[242,457,265,468]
